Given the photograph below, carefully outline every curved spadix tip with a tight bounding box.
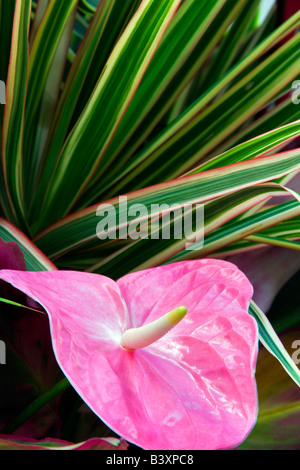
[167,305,187,325]
[120,305,188,351]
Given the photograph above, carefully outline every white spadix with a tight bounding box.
[120,306,187,351]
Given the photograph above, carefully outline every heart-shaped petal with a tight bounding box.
[0,260,258,450]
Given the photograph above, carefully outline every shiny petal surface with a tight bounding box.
[0,270,128,420]
[117,260,258,449]
[0,260,258,450]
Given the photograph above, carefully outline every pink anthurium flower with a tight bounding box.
[0,259,258,450]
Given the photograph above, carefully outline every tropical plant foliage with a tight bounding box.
[0,0,299,450]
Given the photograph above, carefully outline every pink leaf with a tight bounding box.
[228,246,300,312]
[0,259,258,450]
[0,238,62,436]
[0,239,27,271]
[0,434,128,450]
[0,237,26,303]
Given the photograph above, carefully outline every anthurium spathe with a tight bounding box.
[0,259,258,450]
